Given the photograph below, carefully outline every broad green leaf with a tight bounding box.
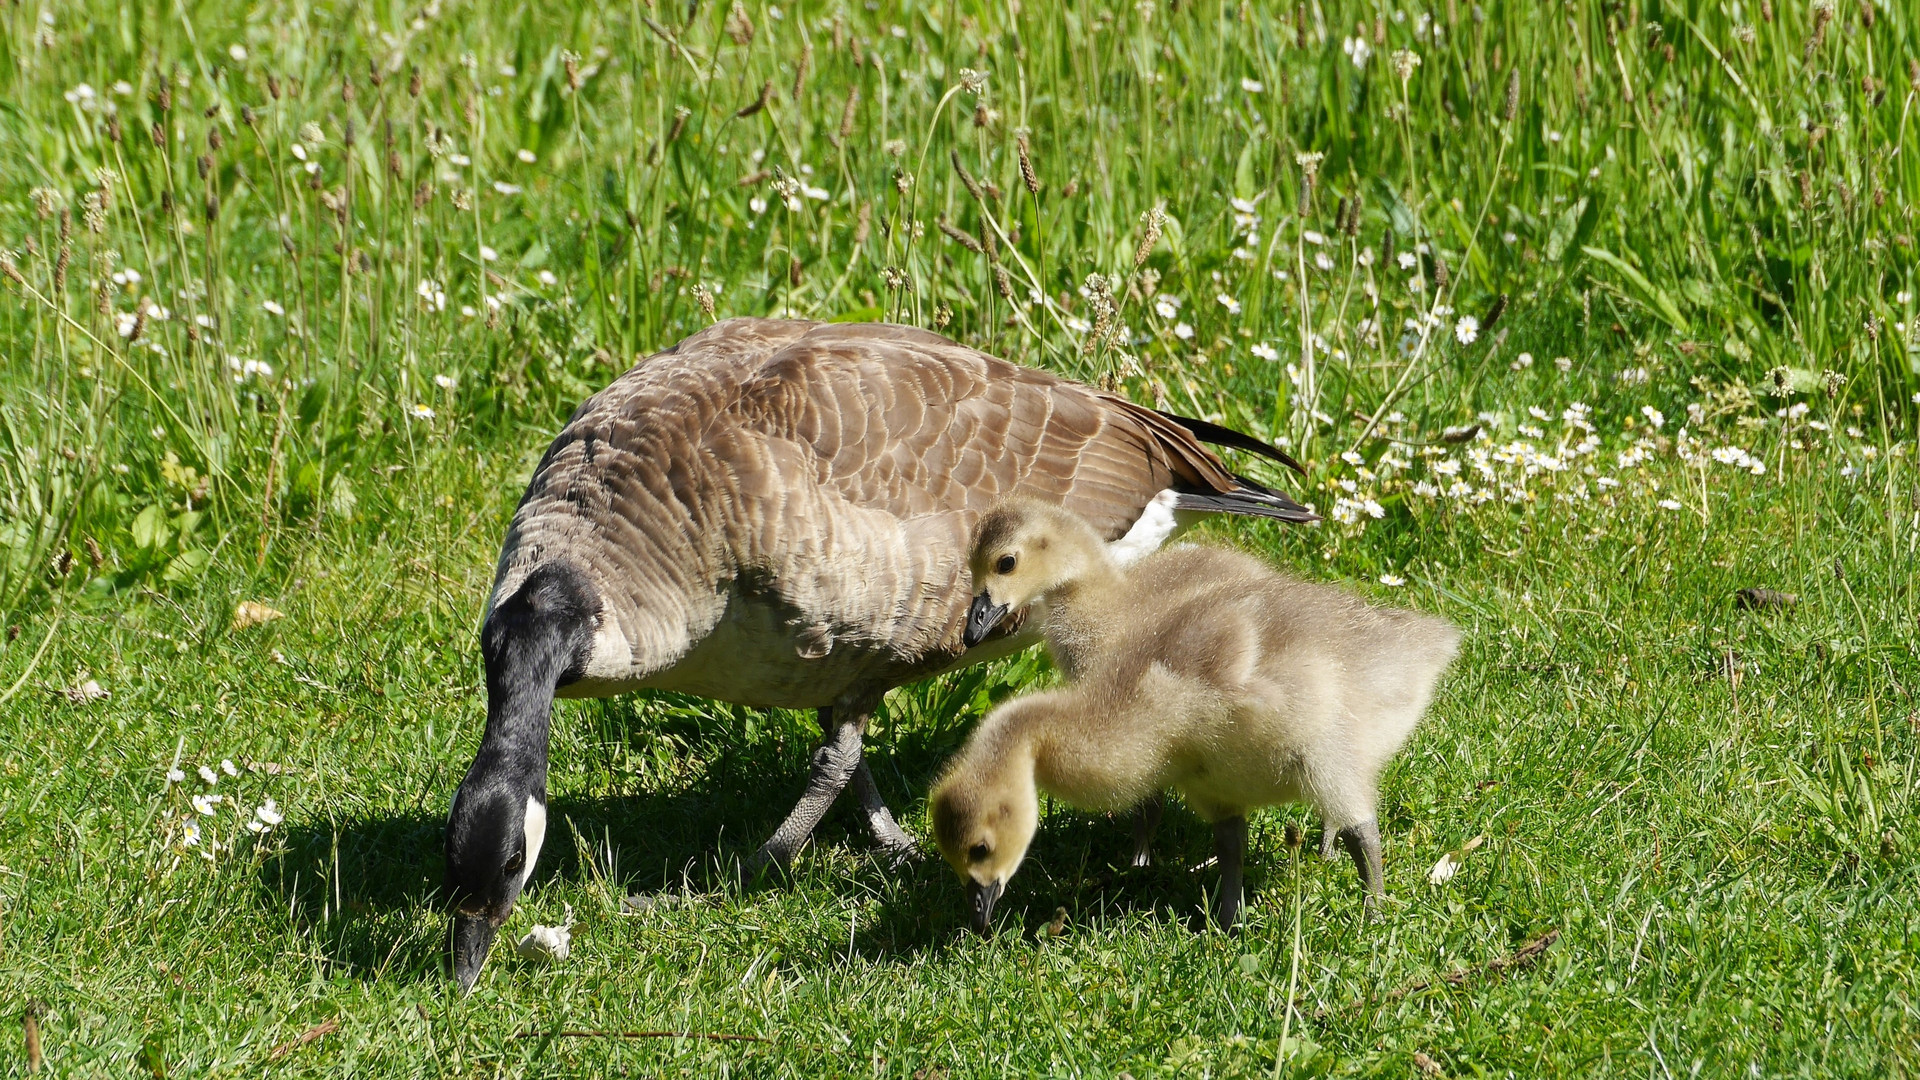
[1545,197,1587,263]
[1582,246,1689,333]
[131,504,169,550]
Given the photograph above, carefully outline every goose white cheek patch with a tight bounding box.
[521,795,547,890]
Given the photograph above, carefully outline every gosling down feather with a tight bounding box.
[444,318,1314,989]
[935,498,1459,933]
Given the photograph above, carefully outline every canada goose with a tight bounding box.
[934,498,1458,933]
[445,318,1315,989]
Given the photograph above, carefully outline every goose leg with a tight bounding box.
[851,758,919,864]
[751,703,869,873]
[1337,818,1385,915]
[1130,792,1164,868]
[1211,815,1248,933]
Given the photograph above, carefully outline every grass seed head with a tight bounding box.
[1134,204,1165,269]
[725,1,754,46]
[1503,69,1520,122]
[835,86,858,146]
[793,37,811,100]
[1016,129,1039,194]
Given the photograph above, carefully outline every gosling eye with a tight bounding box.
[968,842,992,863]
[994,554,1016,575]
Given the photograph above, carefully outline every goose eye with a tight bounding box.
[968,842,991,863]
[994,554,1016,575]
[504,850,525,874]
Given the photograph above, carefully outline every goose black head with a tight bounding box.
[445,562,595,993]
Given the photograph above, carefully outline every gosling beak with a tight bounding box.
[963,593,1010,648]
[967,879,1005,935]
[451,914,498,994]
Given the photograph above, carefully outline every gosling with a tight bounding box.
[933,498,1459,933]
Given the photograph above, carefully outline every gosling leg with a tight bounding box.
[1130,792,1164,868]
[1336,818,1385,915]
[1211,815,1248,933]
[751,699,873,873]
[852,757,919,865]
[1318,821,1339,861]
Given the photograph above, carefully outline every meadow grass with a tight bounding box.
[2,0,1918,1075]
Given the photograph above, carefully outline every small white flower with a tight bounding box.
[1302,230,1326,246]
[1241,77,1264,93]
[1154,296,1181,319]
[1173,322,1194,340]
[479,245,498,262]
[1315,252,1335,271]
[801,184,830,200]
[166,767,186,784]
[749,196,768,215]
[449,153,471,167]
[1511,352,1534,371]
[1216,293,1241,316]
[289,143,307,162]
[1554,356,1573,372]
[191,793,222,815]
[181,819,201,846]
[493,181,523,196]
[1343,36,1372,68]
[1501,231,1517,245]
[517,148,537,164]
[1362,498,1386,519]
[409,403,437,420]
[1641,406,1665,429]
[1658,498,1683,511]
[1251,342,1279,362]
[112,80,134,96]
[1897,291,1913,305]
[262,299,285,316]
[254,798,283,827]
[1453,315,1479,345]
[1397,252,1418,270]
[198,764,218,785]
[434,374,456,390]
[221,759,238,777]
[1379,573,1406,587]
[536,270,558,287]
[1412,480,1440,497]
[228,43,248,62]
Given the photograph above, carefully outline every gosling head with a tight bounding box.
[929,757,1041,934]
[964,498,1106,646]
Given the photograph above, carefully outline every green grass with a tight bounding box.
[3,0,1919,1075]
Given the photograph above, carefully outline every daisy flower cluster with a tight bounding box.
[160,756,287,864]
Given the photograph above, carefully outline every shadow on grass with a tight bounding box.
[250,692,1300,981]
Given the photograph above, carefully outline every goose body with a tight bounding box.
[447,319,1314,988]
[935,498,1458,932]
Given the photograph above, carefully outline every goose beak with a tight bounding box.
[967,879,1005,935]
[963,593,1010,648]
[451,914,498,994]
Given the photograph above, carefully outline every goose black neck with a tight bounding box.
[477,563,597,765]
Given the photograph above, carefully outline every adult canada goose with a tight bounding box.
[935,498,1458,932]
[445,318,1314,989]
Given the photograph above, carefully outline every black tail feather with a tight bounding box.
[1157,411,1306,476]
[1172,489,1320,525]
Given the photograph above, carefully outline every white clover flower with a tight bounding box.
[409,403,436,420]
[1173,322,1194,340]
[1251,342,1279,362]
[1453,315,1479,345]
[1379,573,1406,587]
[1641,406,1664,429]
